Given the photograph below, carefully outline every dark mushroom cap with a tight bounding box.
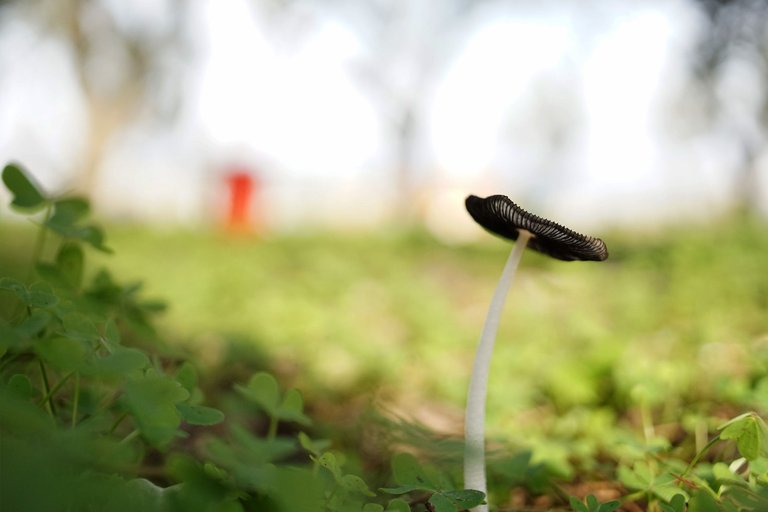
[465,194,608,261]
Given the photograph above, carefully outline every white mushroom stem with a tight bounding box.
[464,229,532,511]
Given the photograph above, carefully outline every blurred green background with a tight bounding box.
[3,217,766,475]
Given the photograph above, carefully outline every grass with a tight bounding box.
[2,213,767,510]
[3,216,766,430]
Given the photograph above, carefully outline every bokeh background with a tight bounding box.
[2,0,768,232]
[1,0,767,479]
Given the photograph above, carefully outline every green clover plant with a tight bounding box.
[381,453,485,512]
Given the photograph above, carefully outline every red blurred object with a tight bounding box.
[225,169,258,232]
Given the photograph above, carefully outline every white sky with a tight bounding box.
[0,19,87,194]
[194,0,381,171]
[430,17,572,175]
[0,0,766,231]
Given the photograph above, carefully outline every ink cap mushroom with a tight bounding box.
[462,194,608,512]
[465,194,608,261]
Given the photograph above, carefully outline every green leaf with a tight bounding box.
[0,278,53,310]
[55,242,84,290]
[268,466,325,511]
[569,496,589,512]
[443,489,486,509]
[687,490,721,512]
[341,474,375,497]
[35,336,88,372]
[597,500,621,512]
[495,450,534,486]
[86,347,149,378]
[390,452,437,491]
[314,452,343,481]
[659,493,688,512]
[53,225,111,253]
[277,388,311,425]
[43,199,111,253]
[719,412,768,460]
[62,313,99,342]
[176,403,225,426]
[7,374,37,400]
[103,318,121,347]
[76,225,112,253]
[712,462,746,485]
[17,310,52,338]
[115,478,167,510]
[428,492,455,512]
[570,495,621,512]
[384,498,411,512]
[235,372,280,417]
[26,282,58,308]
[86,269,123,302]
[122,371,189,448]
[35,263,68,290]
[2,163,46,210]
[0,277,28,299]
[298,431,331,456]
[174,362,197,393]
[47,198,89,229]
[226,425,298,463]
[0,325,24,352]
[380,484,427,495]
[391,452,422,486]
[618,462,688,502]
[363,504,384,512]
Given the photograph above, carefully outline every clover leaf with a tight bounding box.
[2,163,46,210]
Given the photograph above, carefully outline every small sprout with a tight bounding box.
[462,194,608,511]
[718,411,768,461]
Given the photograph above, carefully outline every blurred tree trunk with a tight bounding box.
[60,0,111,196]
[79,89,142,195]
[394,108,415,218]
[693,0,768,217]
[13,0,187,197]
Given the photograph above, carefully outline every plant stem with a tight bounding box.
[268,416,278,440]
[37,371,74,408]
[464,230,531,512]
[71,372,80,428]
[109,411,129,434]
[38,360,55,418]
[12,205,52,321]
[681,433,721,478]
[29,203,52,277]
[640,400,655,443]
[120,429,140,444]
[0,352,22,375]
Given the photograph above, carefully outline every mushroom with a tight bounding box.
[463,194,608,511]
